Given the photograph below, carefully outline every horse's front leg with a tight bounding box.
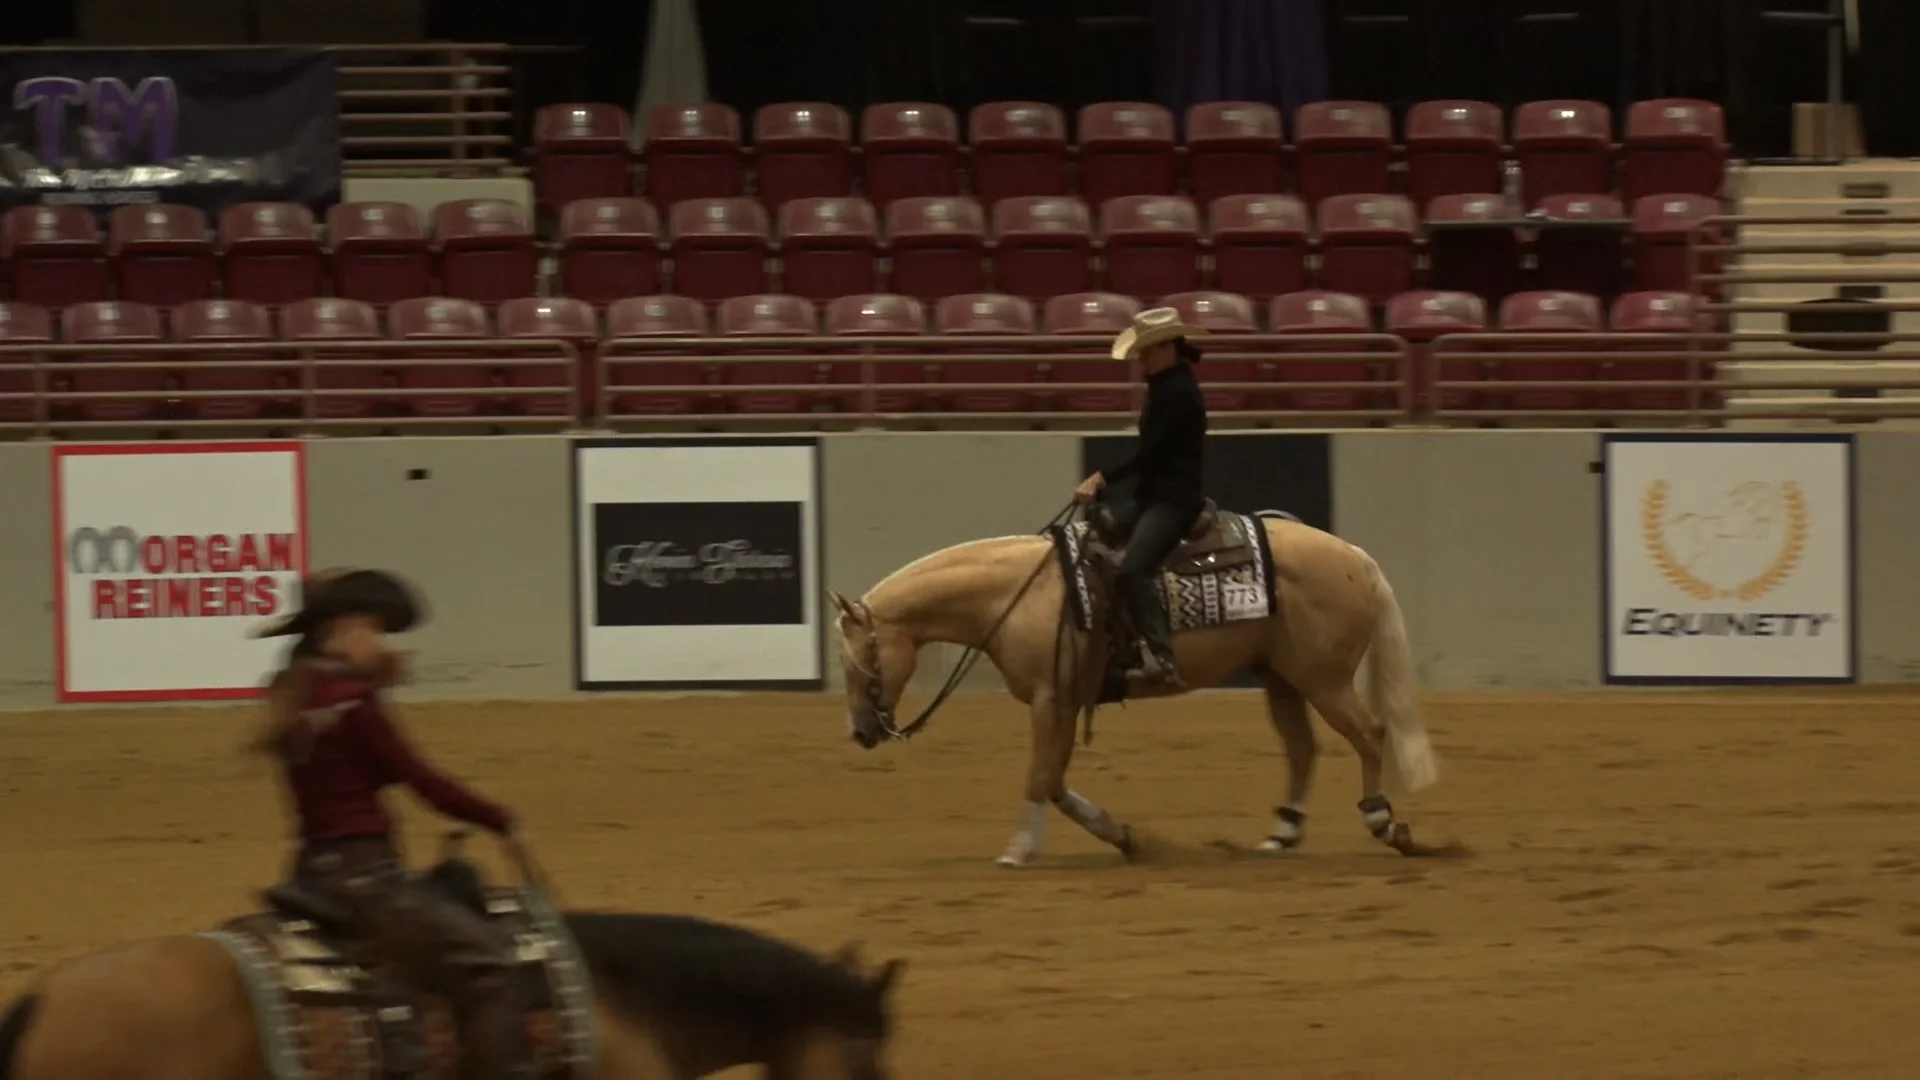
[997,694,1132,868]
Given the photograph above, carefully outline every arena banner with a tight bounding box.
[570,437,823,690]
[1081,432,1332,688]
[51,441,310,703]
[0,48,341,215]
[1601,433,1855,685]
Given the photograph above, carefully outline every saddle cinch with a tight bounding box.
[1084,498,1260,576]
[204,834,596,1080]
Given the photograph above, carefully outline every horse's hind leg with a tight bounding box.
[1303,683,1420,855]
[1256,676,1318,853]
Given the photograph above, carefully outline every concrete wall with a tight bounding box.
[4,429,1918,708]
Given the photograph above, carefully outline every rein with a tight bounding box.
[855,503,1081,741]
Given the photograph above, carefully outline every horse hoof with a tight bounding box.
[1386,822,1416,854]
[1256,836,1298,854]
[1115,826,1137,860]
[996,848,1032,869]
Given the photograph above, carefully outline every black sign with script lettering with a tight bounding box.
[592,501,805,627]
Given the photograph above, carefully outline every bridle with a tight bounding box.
[845,503,1080,742]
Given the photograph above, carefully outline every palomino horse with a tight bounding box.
[829,505,1441,867]
[0,842,902,1080]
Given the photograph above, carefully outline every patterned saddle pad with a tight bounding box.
[1051,510,1278,634]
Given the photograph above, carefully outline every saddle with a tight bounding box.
[207,855,595,1080]
[1085,498,1259,576]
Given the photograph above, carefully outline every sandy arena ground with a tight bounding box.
[2,689,1919,1078]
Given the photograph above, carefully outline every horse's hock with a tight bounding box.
[2,691,1915,1078]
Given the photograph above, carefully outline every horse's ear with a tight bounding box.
[871,958,905,997]
[827,591,856,621]
[831,940,864,972]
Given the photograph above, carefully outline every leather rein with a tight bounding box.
[849,503,1082,742]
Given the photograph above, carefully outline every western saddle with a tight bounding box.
[1085,498,1258,576]
[212,854,594,1080]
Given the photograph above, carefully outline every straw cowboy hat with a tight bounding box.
[250,567,426,640]
[1109,306,1208,361]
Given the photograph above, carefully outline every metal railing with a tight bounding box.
[334,44,519,175]
[0,340,578,438]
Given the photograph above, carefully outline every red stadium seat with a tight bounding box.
[497,296,597,417]
[1100,195,1202,301]
[1622,99,1727,204]
[1292,101,1393,209]
[1404,100,1505,211]
[1631,193,1721,293]
[172,299,280,421]
[0,301,54,425]
[1042,292,1139,413]
[1609,290,1708,412]
[884,196,988,302]
[990,196,1095,302]
[1076,101,1178,208]
[641,104,744,207]
[1497,290,1603,411]
[1185,102,1286,209]
[1268,289,1380,411]
[558,197,663,306]
[1207,194,1309,302]
[63,300,166,422]
[753,102,854,207]
[1513,100,1615,209]
[825,293,935,413]
[282,297,386,420]
[667,197,771,303]
[2,206,109,310]
[220,203,324,308]
[433,199,538,305]
[327,202,433,307]
[533,104,633,214]
[778,197,880,302]
[967,102,1070,207]
[936,293,1038,413]
[1163,290,1262,411]
[1533,193,1627,300]
[1423,193,1521,305]
[387,297,494,418]
[109,204,215,308]
[861,103,961,206]
[603,295,714,416]
[1316,194,1417,305]
[1386,289,1488,414]
[716,293,824,414]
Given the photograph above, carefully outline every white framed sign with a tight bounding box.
[1602,434,1854,684]
[53,441,309,702]
[570,437,822,690]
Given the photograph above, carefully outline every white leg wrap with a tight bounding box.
[997,801,1048,867]
[1058,789,1127,846]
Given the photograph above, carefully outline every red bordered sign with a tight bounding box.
[52,441,310,703]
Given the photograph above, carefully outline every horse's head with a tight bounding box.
[828,591,919,750]
[828,942,905,1079]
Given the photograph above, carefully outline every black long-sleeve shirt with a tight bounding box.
[1104,360,1206,507]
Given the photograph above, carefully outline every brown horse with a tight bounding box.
[0,850,902,1080]
[829,508,1443,867]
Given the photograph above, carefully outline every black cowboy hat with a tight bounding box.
[250,567,426,640]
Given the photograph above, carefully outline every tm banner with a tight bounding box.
[571,438,822,690]
[0,48,340,215]
[53,442,310,703]
[1602,434,1855,685]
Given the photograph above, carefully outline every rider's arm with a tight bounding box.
[351,705,516,834]
[1105,380,1198,483]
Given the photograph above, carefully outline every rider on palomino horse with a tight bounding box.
[1072,307,1210,692]
[248,568,534,1080]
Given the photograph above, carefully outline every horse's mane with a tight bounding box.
[560,910,888,1039]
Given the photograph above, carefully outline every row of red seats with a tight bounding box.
[0,288,1701,422]
[0,189,1720,314]
[536,98,1726,215]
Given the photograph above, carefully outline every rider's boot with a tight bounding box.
[1117,573,1184,692]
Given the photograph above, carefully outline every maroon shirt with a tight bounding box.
[280,665,513,843]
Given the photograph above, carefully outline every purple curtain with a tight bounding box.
[1153,0,1329,130]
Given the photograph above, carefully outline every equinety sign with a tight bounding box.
[1602,434,1854,684]
[571,438,821,690]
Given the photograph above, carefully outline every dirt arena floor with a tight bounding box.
[3,689,1920,1078]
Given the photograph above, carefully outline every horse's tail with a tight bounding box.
[0,993,40,1080]
[1359,547,1439,794]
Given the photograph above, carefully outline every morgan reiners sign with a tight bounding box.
[1602,434,1854,685]
[53,442,309,703]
